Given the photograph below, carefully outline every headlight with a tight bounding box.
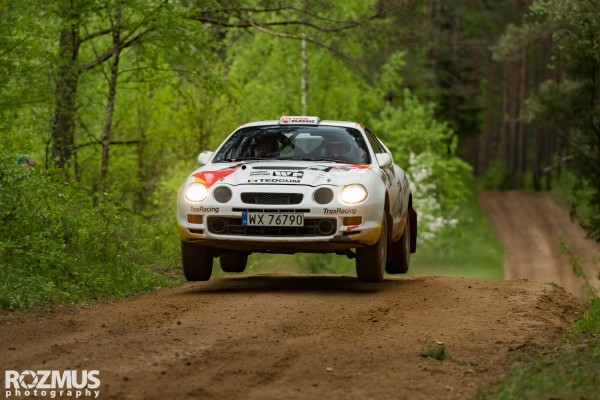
[339,184,368,205]
[185,182,209,202]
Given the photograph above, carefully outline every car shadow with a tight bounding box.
[177,274,425,296]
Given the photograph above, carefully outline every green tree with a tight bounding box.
[217,15,472,241]
[495,0,600,241]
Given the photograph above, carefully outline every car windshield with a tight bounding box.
[213,125,371,164]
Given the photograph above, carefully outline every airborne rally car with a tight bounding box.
[177,116,417,282]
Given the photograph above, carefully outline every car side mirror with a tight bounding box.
[376,153,392,168]
[197,151,213,165]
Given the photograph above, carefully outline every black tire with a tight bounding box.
[386,212,410,274]
[220,253,248,273]
[181,241,213,281]
[356,216,387,283]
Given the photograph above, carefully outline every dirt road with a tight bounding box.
[0,277,584,399]
[1,191,596,399]
[479,190,600,298]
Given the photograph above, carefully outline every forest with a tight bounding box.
[1,0,599,308]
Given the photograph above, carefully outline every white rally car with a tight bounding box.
[177,116,417,282]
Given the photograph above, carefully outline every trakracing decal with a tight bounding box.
[190,206,219,213]
[4,370,100,398]
[323,208,357,215]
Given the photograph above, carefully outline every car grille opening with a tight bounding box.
[241,192,303,205]
[206,216,337,236]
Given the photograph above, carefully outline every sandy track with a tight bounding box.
[479,190,600,297]
[0,276,583,399]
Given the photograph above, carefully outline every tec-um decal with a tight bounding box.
[248,179,301,183]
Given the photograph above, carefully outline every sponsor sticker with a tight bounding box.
[323,208,357,215]
[193,165,240,188]
[279,116,320,125]
[308,164,371,172]
[273,171,304,178]
[190,206,219,213]
[247,179,301,184]
[249,171,270,176]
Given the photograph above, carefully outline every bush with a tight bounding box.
[370,90,473,243]
[0,151,178,309]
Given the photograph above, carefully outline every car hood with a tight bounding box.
[191,161,373,188]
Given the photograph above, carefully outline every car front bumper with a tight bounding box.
[177,184,385,253]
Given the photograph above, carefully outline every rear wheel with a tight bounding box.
[386,212,410,274]
[220,253,248,273]
[181,242,213,281]
[356,217,387,283]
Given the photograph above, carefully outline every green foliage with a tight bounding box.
[481,159,512,190]
[371,89,473,241]
[0,150,177,308]
[574,298,600,336]
[223,26,378,122]
[557,234,599,303]
[0,0,499,305]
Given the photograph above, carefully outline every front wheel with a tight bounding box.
[356,217,387,283]
[181,242,213,281]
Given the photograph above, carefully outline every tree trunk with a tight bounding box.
[483,52,495,174]
[99,7,122,199]
[51,20,81,170]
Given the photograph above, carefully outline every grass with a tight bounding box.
[478,298,600,400]
[420,343,447,361]
[408,193,504,280]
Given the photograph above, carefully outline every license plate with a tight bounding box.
[242,212,304,227]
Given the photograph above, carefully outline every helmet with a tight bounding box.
[325,141,353,160]
[252,134,279,157]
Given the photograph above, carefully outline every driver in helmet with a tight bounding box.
[325,140,355,162]
[252,134,279,158]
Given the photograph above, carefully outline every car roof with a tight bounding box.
[237,119,364,130]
